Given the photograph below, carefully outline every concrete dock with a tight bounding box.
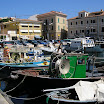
[0,89,14,104]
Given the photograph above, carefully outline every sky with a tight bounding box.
[0,0,104,19]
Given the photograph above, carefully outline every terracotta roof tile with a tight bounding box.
[68,10,104,20]
[79,10,88,13]
[37,11,67,18]
[67,16,78,20]
[14,18,42,23]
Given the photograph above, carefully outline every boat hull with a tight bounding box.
[0,61,50,78]
[4,74,103,104]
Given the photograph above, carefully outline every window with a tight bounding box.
[93,29,96,32]
[80,30,81,33]
[12,37,17,40]
[22,25,28,27]
[29,26,32,27]
[63,26,65,29]
[91,20,95,23]
[45,19,48,25]
[21,32,28,34]
[81,14,82,17]
[58,25,60,30]
[81,21,83,24]
[93,20,95,23]
[86,14,88,17]
[76,22,77,25]
[76,30,78,34]
[51,18,53,23]
[102,19,104,22]
[58,18,59,23]
[51,26,53,30]
[82,30,84,33]
[91,29,96,32]
[63,19,65,24]
[77,59,85,64]
[71,31,72,34]
[71,22,72,25]
[102,27,104,32]
[34,26,40,28]
[91,29,93,32]
[87,21,88,24]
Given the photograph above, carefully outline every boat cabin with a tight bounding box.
[70,37,95,49]
[49,52,88,78]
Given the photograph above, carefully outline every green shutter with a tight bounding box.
[58,18,59,23]
[58,25,60,30]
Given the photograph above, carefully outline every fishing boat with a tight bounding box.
[40,42,57,55]
[44,79,104,104]
[0,45,50,78]
[0,60,50,70]
[9,51,104,100]
[63,37,95,53]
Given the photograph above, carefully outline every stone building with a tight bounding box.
[37,11,67,40]
[68,9,104,39]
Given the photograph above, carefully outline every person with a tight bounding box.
[57,42,63,53]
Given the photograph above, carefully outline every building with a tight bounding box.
[37,11,67,40]
[0,18,42,40]
[68,9,104,39]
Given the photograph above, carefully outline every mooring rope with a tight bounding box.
[8,93,46,100]
[1,91,46,101]
[0,65,7,70]
[5,75,26,93]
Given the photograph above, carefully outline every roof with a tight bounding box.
[67,16,78,20]
[0,18,42,25]
[68,10,104,20]
[37,11,67,18]
[15,18,42,23]
[79,10,88,13]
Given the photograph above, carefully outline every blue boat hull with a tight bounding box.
[0,61,50,69]
[0,61,50,78]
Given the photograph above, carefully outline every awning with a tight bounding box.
[34,35,41,39]
[20,36,29,39]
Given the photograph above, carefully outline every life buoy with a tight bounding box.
[11,53,20,63]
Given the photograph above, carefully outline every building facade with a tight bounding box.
[0,19,42,40]
[68,9,104,39]
[37,11,67,40]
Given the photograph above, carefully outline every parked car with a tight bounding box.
[60,40,67,45]
[43,40,51,46]
[22,40,34,48]
[30,40,40,47]
[3,41,14,47]
[14,40,24,46]
[63,39,73,45]
[37,40,48,46]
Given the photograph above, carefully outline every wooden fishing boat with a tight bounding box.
[10,52,104,97]
[44,79,104,104]
[0,46,50,78]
